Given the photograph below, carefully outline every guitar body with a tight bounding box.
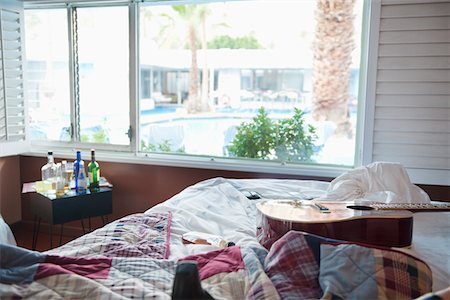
[256,200,414,249]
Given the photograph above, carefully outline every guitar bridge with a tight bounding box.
[314,203,330,213]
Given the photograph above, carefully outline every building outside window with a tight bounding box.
[24,0,365,168]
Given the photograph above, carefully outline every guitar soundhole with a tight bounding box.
[346,205,374,211]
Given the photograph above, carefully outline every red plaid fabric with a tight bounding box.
[319,242,433,299]
[264,231,322,299]
[374,248,433,299]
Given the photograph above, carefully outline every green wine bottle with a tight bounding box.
[88,149,100,190]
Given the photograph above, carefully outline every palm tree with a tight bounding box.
[312,0,355,137]
[172,5,210,113]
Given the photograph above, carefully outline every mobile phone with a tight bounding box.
[242,190,261,200]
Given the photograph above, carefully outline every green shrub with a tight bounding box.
[92,129,107,143]
[141,139,185,153]
[228,107,317,162]
[208,35,262,49]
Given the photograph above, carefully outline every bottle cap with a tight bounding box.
[48,151,53,155]
[227,242,235,247]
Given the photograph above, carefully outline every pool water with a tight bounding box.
[139,105,356,165]
[141,116,249,156]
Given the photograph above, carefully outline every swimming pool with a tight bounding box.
[140,116,250,156]
[139,104,356,165]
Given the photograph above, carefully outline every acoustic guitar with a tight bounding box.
[256,200,450,249]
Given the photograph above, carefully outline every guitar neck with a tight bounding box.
[371,203,450,212]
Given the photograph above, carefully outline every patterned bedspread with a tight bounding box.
[46,212,172,259]
[0,210,432,300]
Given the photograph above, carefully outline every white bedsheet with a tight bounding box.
[0,215,16,246]
[146,177,450,292]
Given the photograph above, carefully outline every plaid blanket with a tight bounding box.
[264,231,433,300]
[46,212,172,259]
[0,244,277,299]
[0,212,432,299]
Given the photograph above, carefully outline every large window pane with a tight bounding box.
[139,1,363,166]
[25,9,70,141]
[77,6,129,145]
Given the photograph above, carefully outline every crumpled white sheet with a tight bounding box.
[325,162,430,203]
[0,215,16,246]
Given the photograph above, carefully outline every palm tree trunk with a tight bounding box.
[187,24,199,113]
[312,0,355,136]
[200,14,210,112]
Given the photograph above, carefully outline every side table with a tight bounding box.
[30,187,112,250]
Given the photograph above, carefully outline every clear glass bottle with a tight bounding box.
[88,149,100,190]
[41,151,57,181]
[41,151,57,192]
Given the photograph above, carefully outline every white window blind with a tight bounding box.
[0,0,27,156]
[371,0,450,185]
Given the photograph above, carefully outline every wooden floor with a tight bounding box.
[11,222,84,252]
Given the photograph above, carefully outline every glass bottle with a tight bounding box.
[41,151,57,192]
[88,149,100,190]
[73,151,87,193]
[41,151,57,181]
[78,163,88,193]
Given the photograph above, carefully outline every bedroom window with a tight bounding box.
[76,6,130,145]
[23,0,367,170]
[25,9,71,142]
[138,0,364,166]
[25,5,130,146]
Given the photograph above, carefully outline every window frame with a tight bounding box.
[24,0,372,179]
[25,1,134,152]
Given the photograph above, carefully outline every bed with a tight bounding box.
[1,163,449,299]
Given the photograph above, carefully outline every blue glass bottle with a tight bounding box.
[73,151,87,193]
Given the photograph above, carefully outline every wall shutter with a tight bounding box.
[0,0,27,156]
[368,0,450,185]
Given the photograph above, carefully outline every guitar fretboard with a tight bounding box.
[371,203,450,212]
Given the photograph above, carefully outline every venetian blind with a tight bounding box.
[372,0,450,184]
[0,0,27,156]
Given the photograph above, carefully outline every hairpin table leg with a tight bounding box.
[80,219,86,234]
[32,216,41,251]
[49,224,52,249]
[59,224,64,246]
